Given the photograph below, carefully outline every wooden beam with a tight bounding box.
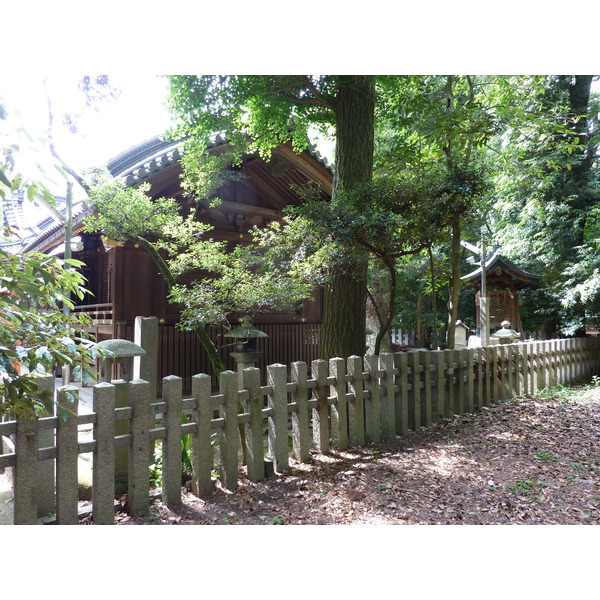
[198,198,284,220]
[273,144,333,196]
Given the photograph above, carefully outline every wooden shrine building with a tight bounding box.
[21,136,333,389]
[461,250,541,337]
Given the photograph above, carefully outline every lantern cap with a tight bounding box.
[97,338,146,357]
[223,315,268,340]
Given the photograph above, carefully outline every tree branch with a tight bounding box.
[43,78,92,197]
[300,76,337,111]
[270,76,336,112]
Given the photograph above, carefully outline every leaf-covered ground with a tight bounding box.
[112,385,600,525]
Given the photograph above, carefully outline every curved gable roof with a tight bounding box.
[107,135,333,194]
[461,249,541,289]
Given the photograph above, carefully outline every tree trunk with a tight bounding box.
[321,75,375,359]
[367,258,396,355]
[565,75,593,336]
[428,245,439,349]
[446,218,462,348]
[416,294,424,347]
[442,76,462,349]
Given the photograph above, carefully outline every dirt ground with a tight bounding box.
[110,384,600,526]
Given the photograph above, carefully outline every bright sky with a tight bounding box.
[1,74,174,195]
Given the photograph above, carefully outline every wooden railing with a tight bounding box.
[72,303,113,326]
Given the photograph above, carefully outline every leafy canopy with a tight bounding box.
[0,249,108,417]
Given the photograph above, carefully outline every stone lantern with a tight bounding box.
[491,320,520,344]
[224,315,268,384]
[96,338,146,382]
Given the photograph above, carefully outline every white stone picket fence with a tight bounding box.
[1,337,599,525]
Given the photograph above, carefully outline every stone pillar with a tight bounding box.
[36,374,56,517]
[113,380,130,486]
[480,297,490,346]
[230,351,261,388]
[133,316,158,398]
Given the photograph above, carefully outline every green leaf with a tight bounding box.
[27,184,38,202]
[0,167,11,187]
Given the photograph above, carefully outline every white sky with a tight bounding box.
[1,74,174,187]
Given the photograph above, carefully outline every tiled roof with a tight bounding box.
[1,191,70,254]
[107,134,333,187]
[107,136,184,179]
[461,249,541,286]
[15,134,333,254]
[18,202,89,254]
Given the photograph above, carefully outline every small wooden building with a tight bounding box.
[22,136,333,389]
[461,250,541,336]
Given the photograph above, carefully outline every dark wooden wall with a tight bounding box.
[120,321,322,394]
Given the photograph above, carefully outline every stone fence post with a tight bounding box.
[133,316,158,397]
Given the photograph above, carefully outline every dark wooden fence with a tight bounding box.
[121,322,322,391]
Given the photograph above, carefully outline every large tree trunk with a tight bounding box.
[564,75,593,336]
[443,77,462,349]
[320,75,375,359]
[446,218,462,348]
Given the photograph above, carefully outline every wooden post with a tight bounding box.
[190,373,213,498]
[456,348,466,415]
[442,349,452,417]
[347,355,366,445]
[330,357,348,449]
[558,339,567,384]
[267,364,289,473]
[92,382,116,524]
[408,350,421,429]
[394,352,409,435]
[505,345,514,399]
[498,345,507,400]
[542,341,550,387]
[560,339,567,385]
[245,366,265,480]
[575,339,582,382]
[483,345,492,406]
[554,339,562,385]
[528,342,536,394]
[311,359,330,453]
[432,350,445,423]
[56,386,80,525]
[535,341,545,391]
[419,350,432,426]
[520,342,529,396]
[490,345,500,403]
[550,340,558,387]
[465,348,475,413]
[221,370,240,489]
[291,362,310,463]
[512,343,522,397]
[474,347,483,411]
[162,375,183,508]
[380,353,396,439]
[13,415,39,524]
[128,379,151,517]
[364,354,381,442]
